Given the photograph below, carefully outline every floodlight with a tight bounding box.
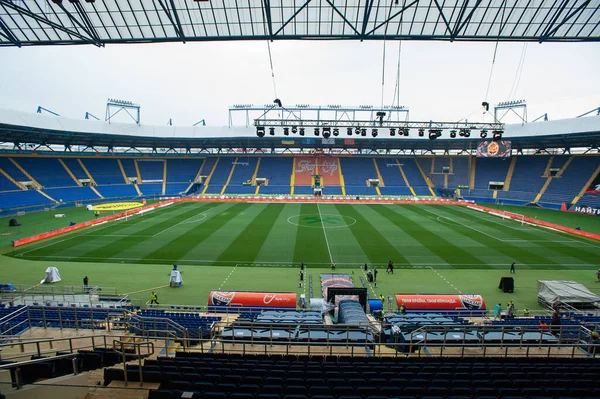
[347,128,353,136]
[314,128,320,136]
[322,126,331,139]
[492,130,504,141]
[355,127,361,135]
[418,128,425,137]
[372,129,378,137]
[480,130,488,138]
[390,128,396,137]
[299,128,305,136]
[256,126,265,138]
[283,127,290,136]
[403,128,410,137]
[428,129,442,140]
[361,129,367,137]
[291,126,298,134]
[450,130,457,138]
[459,128,471,138]
[332,128,339,137]
[269,127,275,136]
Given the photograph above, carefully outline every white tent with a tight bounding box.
[41,267,61,284]
[537,280,600,309]
[170,270,183,287]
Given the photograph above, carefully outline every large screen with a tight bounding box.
[477,140,512,157]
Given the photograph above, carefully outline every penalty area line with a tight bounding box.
[218,264,239,290]
[123,284,169,296]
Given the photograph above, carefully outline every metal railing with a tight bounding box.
[112,339,155,386]
[0,353,80,389]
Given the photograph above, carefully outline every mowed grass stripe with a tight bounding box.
[413,205,562,268]
[77,202,221,261]
[439,205,593,266]
[13,202,196,258]
[292,204,331,265]
[254,204,302,264]
[141,202,252,264]
[372,205,487,268]
[346,205,447,265]
[216,204,285,263]
[449,205,600,263]
[334,204,410,265]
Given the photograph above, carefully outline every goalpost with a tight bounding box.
[501,210,526,225]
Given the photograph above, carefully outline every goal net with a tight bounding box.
[501,210,526,225]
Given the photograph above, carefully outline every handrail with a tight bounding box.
[0,352,80,389]
[0,305,27,324]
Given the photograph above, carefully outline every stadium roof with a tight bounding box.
[1,0,599,47]
[0,108,599,153]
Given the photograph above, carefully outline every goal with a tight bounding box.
[501,210,526,225]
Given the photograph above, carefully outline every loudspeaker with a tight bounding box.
[498,277,514,293]
[9,218,20,227]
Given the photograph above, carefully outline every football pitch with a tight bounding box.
[3,201,600,310]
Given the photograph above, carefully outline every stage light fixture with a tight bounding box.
[355,127,361,135]
[450,130,457,138]
[332,128,339,137]
[299,128,305,136]
[372,129,378,137]
[459,128,471,138]
[480,129,488,138]
[390,128,396,136]
[403,129,410,137]
[347,128,353,136]
[428,129,442,140]
[283,127,290,136]
[291,126,298,134]
[322,126,331,139]
[492,130,504,141]
[361,129,367,137]
[269,127,275,136]
[314,128,320,136]
[256,126,265,137]
[418,128,425,137]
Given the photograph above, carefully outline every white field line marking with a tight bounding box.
[432,213,504,242]
[14,204,187,256]
[427,266,461,293]
[361,266,378,298]
[219,264,239,290]
[464,206,599,247]
[15,255,597,268]
[316,203,334,264]
[151,210,210,237]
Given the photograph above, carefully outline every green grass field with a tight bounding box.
[1,201,599,311]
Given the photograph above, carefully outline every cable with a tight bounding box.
[266,40,278,99]
[483,0,507,102]
[508,43,528,100]
[381,38,387,109]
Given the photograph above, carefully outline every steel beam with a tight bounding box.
[157,0,186,41]
[433,0,453,35]
[275,0,312,36]
[0,15,21,47]
[262,0,274,39]
[0,0,96,44]
[540,0,591,42]
[325,0,360,36]
[56,2,102,46]
[255,118,504,130]
[366,0,419,36]
[360,0,375,40]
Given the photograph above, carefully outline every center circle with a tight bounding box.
[287,214,357,228]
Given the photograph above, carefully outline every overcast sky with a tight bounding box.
[0,40,599,127]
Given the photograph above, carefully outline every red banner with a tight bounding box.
[208,291,297,308]
[396,294,486,310]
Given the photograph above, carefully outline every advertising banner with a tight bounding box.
[207,291,297,308]
[567,204,600,216]
[476,140,511,158]
[395,294,486,310]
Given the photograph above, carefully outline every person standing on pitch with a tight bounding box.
[510,262,516,274]
[150,291,159,305]
[83,276,89,287]
[595,269,600,283]
[373,267,378,282]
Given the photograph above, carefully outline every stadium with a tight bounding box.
[1,1,600,399]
